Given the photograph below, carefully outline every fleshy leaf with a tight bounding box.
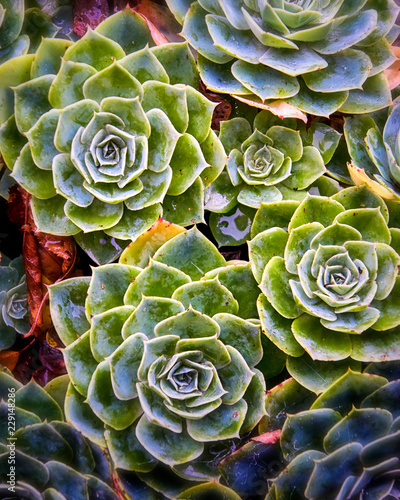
[90,306,133,362]
[187,400,247,441]
[86,264,141,319]
[49,277,91,346]
[292,314,352,361]
[136,415,204,466]
[172,278,239,317]
[153,227,226,281]
[87,361,142,430]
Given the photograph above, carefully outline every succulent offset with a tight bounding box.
[205,110,344,245]
[345,98,400,201]
[265,369,400,500]
[0,9,226,264]
[49,227,266,491]
[166,0,398,116]
[0,370,118,499]
[0,255,30,351]
[0,0,61,65]
[249,186,400,363]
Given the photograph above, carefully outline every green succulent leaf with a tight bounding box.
[87,361,142,430]
[15,381,63,423]
[187,400,247,441]
[292,314,352,361]
[105,424,157,472]
[90,306,133,362]
[153,227,226,280]
[86,264,141,319]
[136,415,204,466]
[281,409,341,461]
[172,278,239,317]
[124,259,191,307]
[49,277,91,347]
[65,384,106,448]
[64,332,98,397]
[258,293,304,357]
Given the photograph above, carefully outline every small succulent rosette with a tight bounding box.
[0,254,30,350]
[0,0,62,64]
[344,98,400,202]
[49,227,266,492]
[249,185,400,366]
[206,110,342,246]
[0,10,226,264]
[166,0,398,116]
[262,368,400,500]
[0,370,118,499]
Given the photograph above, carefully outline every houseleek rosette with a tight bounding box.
[206,110,342,246]
[49,228,266,490]
[0,9,226,264]
[344,98,400,201]
[0,0,59,64]
[166,0,398,116]
[0,255,30,350]
[263,369,400,500]
[249,185,400,363]
[0,370,118,499]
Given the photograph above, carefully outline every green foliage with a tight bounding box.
[345,99,400,201]
[49,228,266,489]
[206,110,341,245]
[249,186,400,364]
[166,0,398,116]
[0,370,118,499]
[0,10,226,264]
[266,369,400,500]
[0,255,30,350]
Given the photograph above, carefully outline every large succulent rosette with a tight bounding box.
[0,10,225,264]
[206,110,342,246]
[249,186,400,364]
[344,98,400,202]
[0,370,118,499]
[166,0,398,117]
[49,227,266,492]
[0,255,30,350]
[262,369,400,500]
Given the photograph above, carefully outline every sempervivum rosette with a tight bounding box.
[344,98,400,201]
[249,185,400,364]
[166,0,398,116]
[263,369,400,500]
[0,0,60,65]
[206,110,341,246]
[0,370,118,499]
[49,226,266,494]
[0,9,226,264]
[0,254,30,350]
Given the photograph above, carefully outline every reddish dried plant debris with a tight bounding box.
[199,80,231,131]
[13,340,66,386]
[252,430,282,445]
[8,185,76,337]
[72,0,109,37]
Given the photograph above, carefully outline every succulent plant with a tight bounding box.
[265,369,400,500]
[48,226,266,493]
[206,110,342,246]
[249,185,400,364]
[0,369,118,499]
[0,254,30,351]
[344,98,400,201]
[165,0,398,117]
[0,0,61,65]
[0,9,226,264]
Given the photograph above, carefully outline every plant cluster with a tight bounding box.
[0,2,400,499]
